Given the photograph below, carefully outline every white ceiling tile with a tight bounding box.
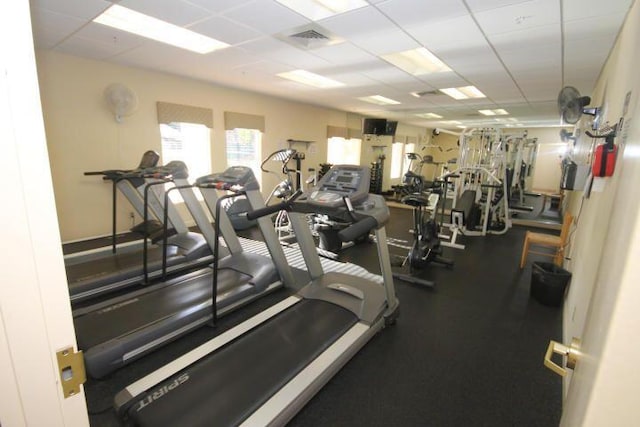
[520,86,561,102]
[465,0,531,13]
[488,22,560,45]
[319,5,395,39]
[489,24,561,72]
[233,60,290,76]
[30,8,87,48]
[199,46,261,69]
[114,40,253,72]
[55,35,129,61]
[174,50,267,82]
[513,68,560,84]
[73,22,146,51]
[564,37,612,86]
[31,0,110,20]
[416,72,470,89]
[438,44,504,74]
[405,15,486,51]
[189,16,262,45]
[563,0,632,21]
[502,50,561,72]
[223,0,310,35]
[186,0,254,14]
[471,83,521,99]
[353,31,418,55]
[240,38,331,69]
[311,43,379,66]
[384,80,436,93]
[564,13,626,41]
[473,0,560,35]
[320,72,380,87]
[375,0,467,27]
[355,61,420,83]
[118,0,212,26]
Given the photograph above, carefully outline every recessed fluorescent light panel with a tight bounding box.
[441,120,462,125]
[440,86,486,100]
[93,5,229,54]
[415,113,443,119]
[479,109,509,116]
[358,95,401,105]
[277,69,345,88]
[382,47,451,76]
[276,0,368,20]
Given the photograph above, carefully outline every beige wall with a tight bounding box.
[36,50,426,240]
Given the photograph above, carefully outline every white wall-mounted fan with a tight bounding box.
[557,86,599,125]
[559,128,577,143]
[104,83,138,123]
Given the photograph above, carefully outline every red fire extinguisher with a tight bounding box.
[587,121,620,177]
[592,135,617,177]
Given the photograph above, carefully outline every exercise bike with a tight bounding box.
[393,188,453,288]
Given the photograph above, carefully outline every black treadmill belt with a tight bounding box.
[66,245,181,290]
[75,268,251,349]
[127,299,358,427]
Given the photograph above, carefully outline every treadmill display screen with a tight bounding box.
[335,175,353,183]
[308,165,369,208]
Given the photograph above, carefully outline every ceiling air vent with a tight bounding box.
[411,90,441,97]
[276,24,343,50]
[290,29,329,40]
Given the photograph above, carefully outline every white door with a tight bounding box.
[560,119,640,425]
[0,1,89,425]
[559,3,640,421]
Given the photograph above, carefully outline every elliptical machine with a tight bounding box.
[393,184,453,288]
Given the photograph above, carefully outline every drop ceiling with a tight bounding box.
[30,0,633,129]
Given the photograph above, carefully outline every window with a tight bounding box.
[225,128,262,185]
[402,142,416,175]
[160,122,211,201]
[390,142,405,179]
[327,137,361,165]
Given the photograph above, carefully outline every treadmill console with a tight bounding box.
[196,166,260,191]
[308,165,370,208]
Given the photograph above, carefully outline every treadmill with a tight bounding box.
[73,164,295,379]
[66,161,212,302]
[64,150,166,259]
[114,164,399,426]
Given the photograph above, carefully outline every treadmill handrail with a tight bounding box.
[143,180,173,283]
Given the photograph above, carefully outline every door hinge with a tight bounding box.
[56,347,86,398]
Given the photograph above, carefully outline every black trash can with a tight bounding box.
[530,262,572,307]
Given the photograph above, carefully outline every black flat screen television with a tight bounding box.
[384,121,398,136]
[362,118,387,135]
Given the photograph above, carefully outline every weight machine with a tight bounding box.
[438,128,512,249]
[504,132,539,210]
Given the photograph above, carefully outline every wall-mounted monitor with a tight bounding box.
[362,118,387,135]
[384,121,398,136]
